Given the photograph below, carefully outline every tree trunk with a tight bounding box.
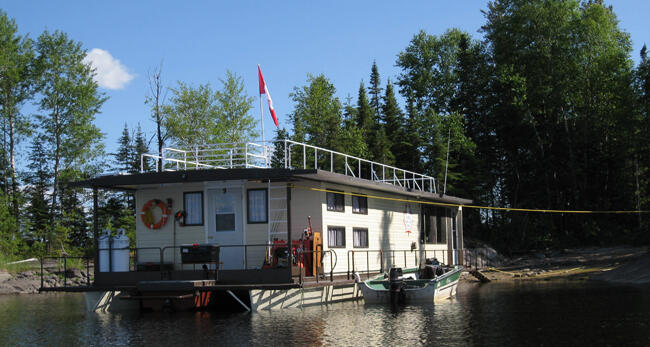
[50,108,61,222]
[8,110,19,218]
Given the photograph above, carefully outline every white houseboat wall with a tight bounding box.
[62,140,471,311]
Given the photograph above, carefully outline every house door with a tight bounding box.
[207,187,245,270]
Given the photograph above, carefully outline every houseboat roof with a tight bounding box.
[71,168,472,205]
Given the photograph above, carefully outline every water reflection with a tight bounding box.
[1,281,649,346]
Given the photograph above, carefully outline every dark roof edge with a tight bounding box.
[295,170,473,205]
[70,168,318,189]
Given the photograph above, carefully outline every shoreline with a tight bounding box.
[3,246,649,295]
[461,246,650,285]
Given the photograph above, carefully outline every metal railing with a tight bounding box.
[347,249,451,280]
[40,255,92,289]
[140,140,437,193]
[462,248,498,269]
[39,243,342,289]
[295,249,336,285]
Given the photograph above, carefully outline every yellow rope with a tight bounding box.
[291,184,650,215]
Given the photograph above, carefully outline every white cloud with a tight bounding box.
[83,48,135,90]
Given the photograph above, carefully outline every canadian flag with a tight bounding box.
[258,65,279,127]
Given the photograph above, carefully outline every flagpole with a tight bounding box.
[257,64,269,167]
[260,89,267,167]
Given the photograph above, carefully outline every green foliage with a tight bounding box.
[133,123,150,172]
[114,123,133,173]
[290,74,343,150]
[24,138,51,245]
[164,71,257,150]
[369,61,382,115]
[35,30,105,220]
[271,127,289,168]
[0,10,36,217]
[0,191,19,257]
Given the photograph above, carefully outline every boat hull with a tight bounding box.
[358,266,462,304]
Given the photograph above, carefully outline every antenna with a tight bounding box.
[443,127,451,195]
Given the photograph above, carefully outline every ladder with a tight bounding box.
[267,181,288,257]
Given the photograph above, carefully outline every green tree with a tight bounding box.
[164,71,257,151]
[114,123,133,173]
[369,61,382,115]
[356,82,392,164]
[382,81,408,167]
[35,30,106,222]
[480,0,638,248]
[397,29,466,115]
[215,71,257,143]
[270,127,289,168]
[0,11,36,217]
[289,74,343,150]
[0,190,18,257]
[24,138,51,247]
[133,123,150,173]
[164,82,219,148]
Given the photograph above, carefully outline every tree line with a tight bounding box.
[277,0,649,251]
[1,0,649,260]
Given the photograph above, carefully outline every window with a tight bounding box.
[247,189,267,223]
[436,208,447,244]
[328,226,346,248]
[421,207,447,244]
[353,228,368,248]
[215,213,235,231]
[352,194,368,214]
[183,192,203,226]
[326,190,345,212]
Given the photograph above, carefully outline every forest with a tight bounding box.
[1,0,649,261]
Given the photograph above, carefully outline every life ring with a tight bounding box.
[141,199,169,229]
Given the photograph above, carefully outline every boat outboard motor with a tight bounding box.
[389,267,406,304]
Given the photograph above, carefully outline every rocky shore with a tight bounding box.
[462,246,650,284]
[0,267,91,295]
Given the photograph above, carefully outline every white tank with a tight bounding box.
[98,229,110,272]
[111,229,130,272]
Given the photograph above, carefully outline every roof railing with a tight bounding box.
[140,140,437,193]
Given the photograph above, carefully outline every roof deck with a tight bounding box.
[140,140,438,194]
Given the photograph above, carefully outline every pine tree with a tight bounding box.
[369,61,382,116]
[24,138,51,246]
[271,127,289,168]
[114,123,133,173]
[132,123,150,173]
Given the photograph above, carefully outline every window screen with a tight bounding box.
[215,213,235,231]
[247,189,267,223]
[183,192,203,226]
[328,226,345,247]
[352,195,367,214]
[327,191,344,212]
[353,228,368,248]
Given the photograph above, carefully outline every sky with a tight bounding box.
[3,1,650,162]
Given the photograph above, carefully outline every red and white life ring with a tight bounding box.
[141,199,169,229]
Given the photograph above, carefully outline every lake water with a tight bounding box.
[1,280,649,346]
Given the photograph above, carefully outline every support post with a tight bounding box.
[93,187,99,284]
[286,183,292,282]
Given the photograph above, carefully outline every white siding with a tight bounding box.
[135,183,206,269]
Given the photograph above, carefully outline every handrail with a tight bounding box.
[346,248,450,280]
[139,140,437,193]
[40,255,92,289]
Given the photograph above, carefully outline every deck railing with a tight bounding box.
[140,140,437,193]
[347,249,451,280]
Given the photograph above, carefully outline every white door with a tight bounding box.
[207,187,245,270]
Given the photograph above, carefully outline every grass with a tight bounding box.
[0,253,41,273]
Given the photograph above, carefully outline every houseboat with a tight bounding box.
[56,140,471,311]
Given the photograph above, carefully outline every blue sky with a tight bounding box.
[3,1,649,161]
